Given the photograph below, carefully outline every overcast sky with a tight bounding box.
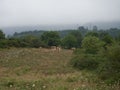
[0,0,120,28]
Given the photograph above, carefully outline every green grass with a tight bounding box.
[0,48,119,90]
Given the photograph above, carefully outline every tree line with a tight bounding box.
[0,28,120,49]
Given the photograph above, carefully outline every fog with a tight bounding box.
[0,0,120,28]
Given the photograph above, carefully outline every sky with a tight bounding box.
[0,0,120,28]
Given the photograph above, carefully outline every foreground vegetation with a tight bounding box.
[0,48,119,90]
[0,27,120,89]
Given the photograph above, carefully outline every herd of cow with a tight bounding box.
[39,46,76,53]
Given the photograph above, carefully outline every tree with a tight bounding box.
[101,34,113,45]
[78,26,85,30]
[93,25,98,31]
[7,38,20,47]
[99,32,113,50]
[70,31,83,47]
[21,35,42,48]
[0,30,6,48]
[85,31,99,37]
[0,39,8,48]
[82,36,104,54]
[0,30,5,40]
[115,33,120,42]
[41,31,61,47]
[62,34,77,49]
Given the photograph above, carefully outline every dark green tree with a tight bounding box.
[7,38,20,47]
[99,32,113,50]
[41,31,61,47]
[22,35,42,48]
[102,34,113,45]
[85,31,99,37]
[0,30,6,48]
[70,31,83,47]
[62,34,77,49]
[0,30,5,39]
[0,39,8,48]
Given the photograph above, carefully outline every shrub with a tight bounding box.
[70,54,99,70]
[98,44,120,84]
[0,39,8,48]
[82,36,104,54]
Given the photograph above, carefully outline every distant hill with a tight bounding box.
[2,24,78,35]
[1,22,120,36]
[12,29,82,38]
[85,21,120,30]
[12,28,120,38]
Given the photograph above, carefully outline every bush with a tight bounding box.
[82,36,104,54]
[0,39,9,48]
[98,44,120,84]
[70,54,99,70]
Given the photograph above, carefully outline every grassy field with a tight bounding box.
[0,48,119,90]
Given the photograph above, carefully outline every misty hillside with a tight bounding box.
[2,22,120,35]
[12,28,120,38]
[12,30,80,38]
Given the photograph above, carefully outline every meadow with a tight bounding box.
[0,48,119,90]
